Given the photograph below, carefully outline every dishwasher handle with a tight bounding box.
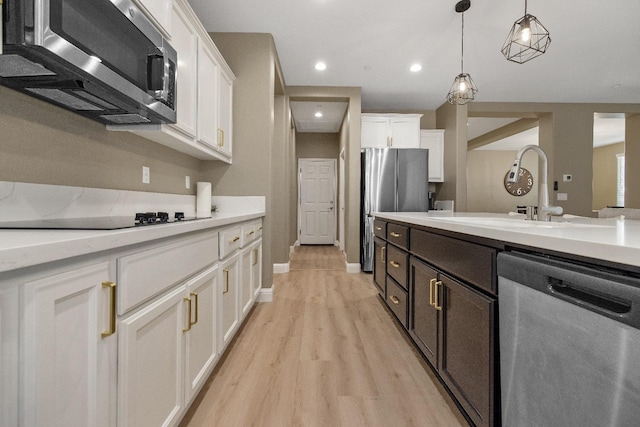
[498,252,640,329]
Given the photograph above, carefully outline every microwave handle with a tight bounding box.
[147,53,165,92]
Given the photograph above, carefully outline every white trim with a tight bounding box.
[256,285,274,302]
[273,263,290,274]
[346,262,361,274]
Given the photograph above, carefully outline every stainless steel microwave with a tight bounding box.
[0,0,177,125]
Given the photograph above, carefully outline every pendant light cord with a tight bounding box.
[460,12,465,74]
[524,0,528,14]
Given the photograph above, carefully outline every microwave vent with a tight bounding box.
[0,55,57,77]
[100,114,151,124]
[25,88,103,111]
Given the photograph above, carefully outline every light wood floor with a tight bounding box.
[180,246,467,427]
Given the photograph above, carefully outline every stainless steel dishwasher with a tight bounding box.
[497,251,640,427]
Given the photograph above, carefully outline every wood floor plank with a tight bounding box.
[181,246,466,427]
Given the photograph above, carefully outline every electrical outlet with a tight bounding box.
[563,174,572,182]
[185,176,191,189]
[142,166,150,184]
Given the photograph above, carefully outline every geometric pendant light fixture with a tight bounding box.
[501,0,551,64]
[447,0,478,105]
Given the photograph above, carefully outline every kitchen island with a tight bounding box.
[373,211,640,427]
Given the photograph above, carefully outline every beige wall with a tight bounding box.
[436,102,468,211]
[0,86,203,193]
[467,150,538,213]
[296,133,340,160]
[593,142,624,210]
[626,114,640,208]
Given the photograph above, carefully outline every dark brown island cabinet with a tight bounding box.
[373,218,499,427]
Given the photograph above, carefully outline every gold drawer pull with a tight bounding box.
[381,246,386,263]
[218,129,225,147]
[101,281,116,338]
[389,295,400,305]
[390,232,401,238]
[230,236,240,243]
[247,230,255,236]
[429,278,437,306]
[434,280,443,311]
[253,248,259,266]
[389,260,401,268]
[375,226,382,231]
[190,292,199,326]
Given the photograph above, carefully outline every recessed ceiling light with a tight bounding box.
[315,112,323,118]
[315,62,327,71]
[410,64,422,72]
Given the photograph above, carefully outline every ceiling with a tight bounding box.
[187,0,639,138]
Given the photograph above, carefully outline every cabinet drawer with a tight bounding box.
[386,244,408,290]
[241,219,263,247]
[386,278,408,328]
[220,225,242,258]
[412,229,496,294]
[118,231,218,314]
[374,219,386,239]
[387,223,408,249]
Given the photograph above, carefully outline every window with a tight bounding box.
[616,153,625,207]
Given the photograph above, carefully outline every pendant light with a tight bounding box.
[447,0,478,105]
[501,0,551,64]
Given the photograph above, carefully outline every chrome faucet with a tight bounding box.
[508,145,563,222]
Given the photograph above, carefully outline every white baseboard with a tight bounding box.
[346,262,361,273]
[273,262,290,274]
[257,284,274,302]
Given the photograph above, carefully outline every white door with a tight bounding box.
[299,159,336,245]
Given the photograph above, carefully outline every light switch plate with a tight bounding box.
[557,192,568,201]
[185,176,190,189]
[563,174,572,182]
[142,166,150,184]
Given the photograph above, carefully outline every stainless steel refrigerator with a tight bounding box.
[360,148,430,272]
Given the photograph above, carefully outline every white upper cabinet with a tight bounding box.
[109,0,235,163]
[134,0,172,38]
[361,114,422,148]
[420,129,445,182]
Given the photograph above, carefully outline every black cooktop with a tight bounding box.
[0,212,200,230]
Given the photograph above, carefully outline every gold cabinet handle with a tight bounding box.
[429,278,436,307]
[381,246,386,263]
[218,129,225,147]
[390,232,401,238]
[230,236,240,243]
[434,280,443,311]
[389,295,400,305]
[223,268,230,294]
[389,260,400,268]
[253,248,259,266]
[183,297,192,332]
[101,281,116,338]
[190,292,198,326]
[258,226,263,231]
[247,230,255,236]
[375,226,382,231]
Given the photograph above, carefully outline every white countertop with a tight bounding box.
[374,212,640,268]
[0,210,264,273]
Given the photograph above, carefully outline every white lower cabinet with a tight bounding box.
[250,238,263,301]
[21,261,117,427]
[118,264,219,427]
[219,252,240,351]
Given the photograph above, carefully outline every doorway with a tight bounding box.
[298,159,337,245]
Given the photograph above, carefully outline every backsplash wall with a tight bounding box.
[0,86,204,195]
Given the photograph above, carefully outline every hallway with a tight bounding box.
[181,246,466,426]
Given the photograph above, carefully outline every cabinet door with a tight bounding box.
[373,238,386,297]
[135,0,172,37]
[420,130,445,182]
[240,245,253,318]
[409,258,439,368]
[251,239,263,300]
[361,116,390,148]
[220,253,240,350]
[22,262,116,427]
[389,117,420,148]
[196,40,220,149]
[0,280,18,427]
[185,265,219,403]
[170,1,198,139]
[439,274,495,427]
[217,68,234,158]
[118,285,187,427]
